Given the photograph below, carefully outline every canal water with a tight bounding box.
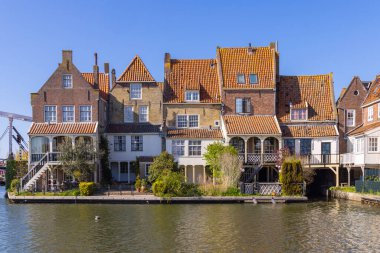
[1,187,380,252]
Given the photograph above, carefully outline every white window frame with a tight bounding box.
[124,106,134,123]
[131,135,143,151]
[139,106,149,123]
[236,98,251,114]
[114,136,126,152]
[176,115,199,128]
[44,105,57,123]
[368,137,378,153]
[355,138,364,153]
[62,74,73,88]
[185,91,200,102]
[79,105,92,122]
[172,140,185,156]
[62,105,75,122]
[368,106,374,122]
[130,83,142,100]
[290,109,308,121]
[188,140,202,157]
[346,109,355,127]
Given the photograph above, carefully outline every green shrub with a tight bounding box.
[152,171,183,197]
[280,158,304,196]
[180,183,202,197]
[10,179,20,192]
[222,187,241,196]
[329,186,356,193]
[135,175,141,190]
[79,182,95,196]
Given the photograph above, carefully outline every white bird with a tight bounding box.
[252,197,257,204]
[271,197,276,204]
[95,216,100,221]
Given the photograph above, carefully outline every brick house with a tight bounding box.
[107,56,163,182]
[163,54,223,184]
[23,50,110,190]
[341,75,380,181]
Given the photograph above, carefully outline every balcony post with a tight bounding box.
[347,166,351,186]
[49,136,53,153]
[260,137,265,163]
[244,138,248,163]
[335,166,339,186]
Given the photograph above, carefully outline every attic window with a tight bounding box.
[354,90,359,96]
[63,74,72,88]
[237,74,245,84]
[291,109,307,121]
[249,74,258,84]
[185,91,199,102]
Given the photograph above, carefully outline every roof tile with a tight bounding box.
[167,128,222,139]
[81,73,109,100]
[363,76,380,106]
[117,56,155,82]
[281,125,337,137]
[223,115,281,135]
[29,122,97,135]
[348,121,380,136]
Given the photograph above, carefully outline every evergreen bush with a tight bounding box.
[79,182,95,196]
[280,157,304,195]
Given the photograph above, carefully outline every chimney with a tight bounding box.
[62,50,72,70]
[164,53,171,73]
[104,63,110,74]
[248,43,254,54]
[93,53,99,89]
[111,68,116,88]
[270,41,278,52]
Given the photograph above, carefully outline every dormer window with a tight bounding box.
[368,106,374,121]
[249,74,258,84]
[291,109,307,121]
[185,91,199,102]
[237,74,245,84]
[63,74,72,88]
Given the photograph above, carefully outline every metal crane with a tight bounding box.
[0,111,32,159]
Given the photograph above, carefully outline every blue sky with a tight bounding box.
[0,0,380,158]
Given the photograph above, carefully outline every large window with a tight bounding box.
[249,74,258,84]
[368,106,374,121]
[291,109,307,121]
[284,139,295,155]
[185,91,200,102]
[188,140,202,156]
[44,106,57,123]
[346,109,355,127]
[236,98,251,114]
[300,139,312,155]
[139,106,148,123]
[124,106,133,123]
[172,140,185,156]
[63,74,72,88]
[237,74,245,84]
[62,106,74,122]
[114,136,126,152]
[130,83,142,99]
[355,138,364,153]
[177,115,199,128]
[131,136,143,151]
[80,105,91,122]
[368,137,378,152]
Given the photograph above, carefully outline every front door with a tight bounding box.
[321,142,331,164]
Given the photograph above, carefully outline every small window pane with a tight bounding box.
[62,106,74,122]
[130,84,142,99]
[346,110,355,127]
[249,74,258,84]
[177,115,188,128]
[368,106,374,121]
[172,140,185,156]
[185,91,199,101]
[368,137,378,152]
[237,74,245,84]
[139,106,148,122]
[189,115,198,128]
[291,109,307,121]
[63,74,72,88]
[189,140,202,156]
[80,106,91,122]
[124,106,133,123]
[131,136,143,151]
[114,136,126,152]
[44,106,57,123]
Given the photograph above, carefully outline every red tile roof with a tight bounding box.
[117,56,155,82]
[281,124,338,137]
[348,121,380,136]
[363,76,380,106]
[217,47,276,89]
[164,59,220,103]
[81,73,109,100]
[277,75,336,123]
[166,128,223,139]
[223,115,281,135]
[107,124,161,133]
[29,122,97,135]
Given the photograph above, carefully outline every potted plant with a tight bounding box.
[135,175,141,192]
[141,179,147,192]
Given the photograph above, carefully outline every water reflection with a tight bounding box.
[0,187,380,252]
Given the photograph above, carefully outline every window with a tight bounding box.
[237,74,245,84]
[131,136,143,151]
[139,106,148,123]
[120,162,128,174]
[80,106,91,122]
[62,106,74,122]
[114,136,126,152]
[284,139,295,155]
[177,115,199,128]
[185,91,199,102]
[368,137,378,152]
[130,83,142,99]
[368,106,374,121]
[124,106,133,123]
[346,109,355,127]
[172,140,185,156]
[236,98,251,114]
[63,74,72,88]
[249,74,258,84]
[354,90,359,96]
[291,109,307,121]
[145,163,151,177]
[300,139,312,155]
[355,138,364,153]
[231,138,245,153]
[188,140,202,156]
[44,106,56,123]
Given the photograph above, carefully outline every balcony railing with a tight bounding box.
[340,153,364,165]
[298,154,340,166]
[238,153,279,164]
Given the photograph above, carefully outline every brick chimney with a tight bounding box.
[164,53,171,73]
[62,50,72,70]
[104,63,110,74]
[111,68,116,88]
[93,53,99,89]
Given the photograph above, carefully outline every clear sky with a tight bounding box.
[0,0,380,158]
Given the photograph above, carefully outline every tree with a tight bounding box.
[99,136,112,185]
[5,159,17,190]
[58,137,96,182]
[203,142,238,184]
[280,157,304,195]
[219,152,242,189]
[148,151,177,183]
